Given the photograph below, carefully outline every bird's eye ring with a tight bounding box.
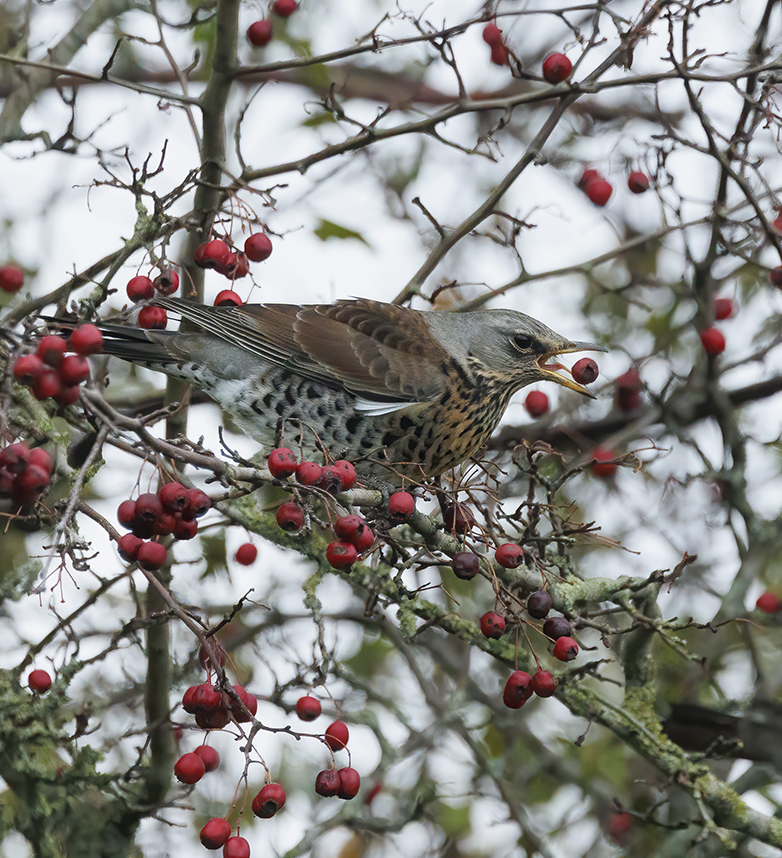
[513,334,533,350]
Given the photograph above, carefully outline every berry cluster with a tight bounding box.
[578,168,651,207]
[482,22,510,66]
[14,325,103,405]
[116,483,211,569]
[267,447,356,493]
[0,263,24,293]
[0,443,53,507]
[247,0,298,47]
[126,269,180,330]
[523,358,600,419]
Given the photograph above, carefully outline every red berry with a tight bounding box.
[126,275,155,302]
[194,705,230,730]
[153,512,176,536]
[135,492,163,525]
[318,464,344,493]
[214,290,242,307]
[153,269,179,296]
[276,501,305,532]
[482,23,503,46]
[159,482,188,512]
[326,540,357,569]
[59,354,90,386]
[388,490,415,521]
[524,390,549,417]
[32,369,62,400]
[14,354,45,386]
[194,744,220,772]
[770,266,782,287]
[334,515,364,541]
[37,335,67,367]
[332,460,357,490]
[268,447,297,479]
[235,542,258,565]
[714,297,734,320]
[607,811,634,846]
[756,592,782,613]
[200,817,231,850]
[337,767,360,799]
[0,263,24,292]
[200,239,232,269]
[252,783,286,818]
[222,835,251,858]
[444,502,474,533]
[571,357,598,385]
[137,541,167,571]
[28,669,52,693]
[27,448,52,474]
[542,52,572,83]
[244,232,273,262]
[184,487,210,519]
[531,669,558,697]
[490,42,509,66]
[229,685,258,722]
[543,616,572,639]
[578,168,600,189]
[272,0,297,17]
[117,499,137,529]
[69,324,103,355]
[503,670,533,709]
[315,769,341,797]
[587,179,613,206]
[138,306,168,329]
[700,327,725,356]
[452,551,481,580]
[495,543,524,569]
[628,171,650,194]
[296,695,322,721]
[295,461,323,485]
[174,752,205,784]
[54,385,80,407]
[325,720,349,751]
[350,522,374,552]
[247,19,273,46]
[198,640,227,670]
[13,464,50,505]
[117,533,143,562]
[527,590,553,619]
[480,611,506,639]
[591,447,617,477]
[615,368,642,411]
[553,636,579,661]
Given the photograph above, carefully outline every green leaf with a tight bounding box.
[313,219,370,246]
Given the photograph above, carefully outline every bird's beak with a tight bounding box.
[537,341,608,399]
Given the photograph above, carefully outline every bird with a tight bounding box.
[96,297,606,480]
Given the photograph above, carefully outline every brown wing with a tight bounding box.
[156,297,448,403]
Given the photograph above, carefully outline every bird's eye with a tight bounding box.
[513,334,533,350]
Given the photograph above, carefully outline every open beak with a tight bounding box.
[537,341,608,399]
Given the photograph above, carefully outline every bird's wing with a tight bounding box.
[158,298,449,403]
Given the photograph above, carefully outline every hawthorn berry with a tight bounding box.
[482,23,503,46]
[222,836,251,858]
[14,354,45,386]
[117,533,143,562]
[295,461,323,485]
[214,290,242,307]
[337,767,361,799]
[770,266,782,287]
[350,523,374,552]
[252,783,286,818]
[31,368,61,400]
[268,447,297,479]
[153,269,179,296]
[247,20,273,47]
[69,324,103,355]
[174,752,205,784]
[221,252,250,280]
[444,502,474,533]
[198,640,227,670]
[756,592,782,613]
[615,368,642,411]
[28,669,52,693]
[276,501,305,532]
[27,448,52,474]
[194,745,220,772]
[137,541,167,571]
[714,297,734,320]
[59,354,90,386]
[553,636,579,661]
[184,487,211,518]
[229,684,258,722]
[571,357,598,385]
[318,464,344,493]
[525,390,549,417]
[503,670,533,709]
[325,720,349,750]
[135,493,163,525]
[480,611,506,639]
[0,263,24,292]
[296,695,322,721]
[332,460,357,490]
[587,179,613,206]
[388,490,415,521]
[326,540,357,569]
[490,42,509,66]
[54,385,80,407]
[543,616,572,640]
[235,543,258,565]
[542,52,572,83]
[627,171,650,194]
[452,551,481,580]
[117,499,137,529]
[527,590,553,619]
[200,239,232,269]
[334,515,364,541]
[244,233,273,262]
[272,0,297,16]
[531,669,558,697]
[495,543,524,569]
[700,327,725,356]
[126,275,155,302]
[37,336,67,367]
[608,811,634,846]
[578,168,600,189]
[200,818,231,850]
[138,306,167,329]
[315,769,341,797]
[159,482,188,512]
[592,447,617,478]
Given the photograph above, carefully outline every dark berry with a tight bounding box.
[214,289,242,307]
[200,818,231,849]
[244,232,273,261]
[36,335,67,367]
[587,179,613,206]
[337,767,360,799]
[444,502,474,533]
[137,541,167,571]
[295,461,323,485]
[531,669,558,697]
[527,590,553,619]
[543,616,572,640]
[503,670,533,709]
[627,171,650,194]
[28,669,52,693]
[452,551,481,580]
[276,501,305,532]
[315,769,340,797]
[571,358,598,385]
[247,20,273,47]
[138,306,167,329]
[480,611,506,639]
[252,783,286,818]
